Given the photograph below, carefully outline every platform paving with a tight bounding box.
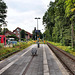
[0,44,69,75]
[45,45,69,75]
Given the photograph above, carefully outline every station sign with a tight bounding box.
[35,30,40,33]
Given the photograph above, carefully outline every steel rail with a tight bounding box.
[47,43,75,61]
[47,42,75,75]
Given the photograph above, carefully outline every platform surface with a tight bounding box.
[0,44,69,75]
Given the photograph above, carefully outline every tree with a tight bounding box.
[65,0,75,17]
[0,27,2,34]
[0,27,8,35]
[20,29,25,40]
[39,32,43,39]
[0,0,7,26]
[32,27,36,40]
[44,29,51,41]
[65,0,75,47]
[32,27,43,40]
[2,28,8,35]
[43,1,55,41]
[43,0,75,46]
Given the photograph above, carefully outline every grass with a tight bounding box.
[48,41,75,56]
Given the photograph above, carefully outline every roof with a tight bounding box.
[13,27,22,32]
[5,31,15,35]
[25,30,32,34]
[13,27,32,35]
[26,31,32,36]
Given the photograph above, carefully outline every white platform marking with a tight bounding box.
[43,44,49,75]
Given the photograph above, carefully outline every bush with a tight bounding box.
[0,41,34,60]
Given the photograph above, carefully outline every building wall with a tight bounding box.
[5,27,32,41]
[13,28,21,40]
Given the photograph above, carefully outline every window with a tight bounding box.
[17,29,19,31]
[18,32,19,33]
[14,32,16,34]
[18,35,20,37]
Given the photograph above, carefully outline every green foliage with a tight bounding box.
[43,0,75,47]
[7,34,19,41]
[0,28,2,34]
[0,0,7,34]
[21,38,24,41]
[32,27,37,40]
[39,32,43,39]
[0,41,34,60]
[65,0,75,17]
[2,28,8,35]
[32,27,43,40]
[20,29,25,40]
[0,43,4,48]
[29,38,32,41]
[0,0,7,24]
[44,29,51,41]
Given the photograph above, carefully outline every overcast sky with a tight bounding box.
[4,0,55,33]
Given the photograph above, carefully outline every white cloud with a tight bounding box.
[41,0,50,8]
[41,0,55,9]
[4,0,52,33]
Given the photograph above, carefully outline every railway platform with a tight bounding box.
[0,44,69,75]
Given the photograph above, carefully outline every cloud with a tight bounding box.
[4,0,51,33]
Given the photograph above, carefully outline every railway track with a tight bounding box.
[47,43,75,75]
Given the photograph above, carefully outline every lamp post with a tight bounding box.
[35,17,41,40]
[35,17,40,30]
[35,17,41,48]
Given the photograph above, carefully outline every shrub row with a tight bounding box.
[0,41,34,60]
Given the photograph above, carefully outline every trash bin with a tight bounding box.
[31,48,37,56]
